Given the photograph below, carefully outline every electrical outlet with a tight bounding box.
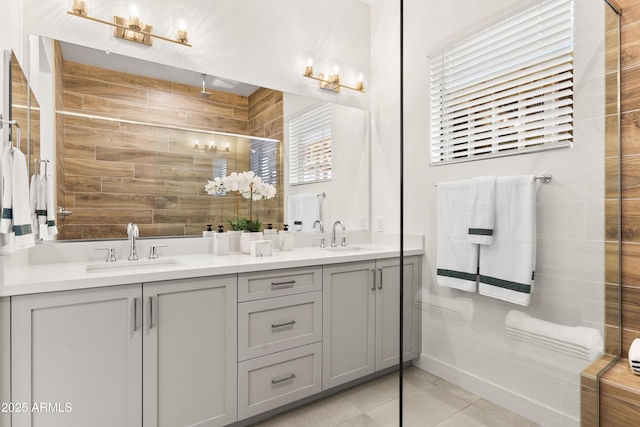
[360,217,367,230]
[376,217,385,232]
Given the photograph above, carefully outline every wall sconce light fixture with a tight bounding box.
[303,60,365,93]
[68,0,192,47]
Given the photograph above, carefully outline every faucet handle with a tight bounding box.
[313,236,326,248]
[148,244,167,259]
[96,248,117,263]
[341,236,350,247]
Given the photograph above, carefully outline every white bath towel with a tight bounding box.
[479,175,536,306]
[436,180,478,292]
[0,150,13,254]
[29,173,47,240]
[505,310,603,360]
[1,147,35,250]
[0,147,13,235]
[45,175,58,236]
[287,193,319,231]
[468,176,496,245]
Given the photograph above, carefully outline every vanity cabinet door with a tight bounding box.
[322,261,376,389]
[375,256,421,371]
[11,284,142,427]
[142,275,237,427]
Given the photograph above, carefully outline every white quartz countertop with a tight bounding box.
[1,243,423,297]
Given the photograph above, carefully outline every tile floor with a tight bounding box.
[253,366,542,427]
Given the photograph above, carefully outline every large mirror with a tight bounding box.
[4,50,40,171]
[47,40,369,240]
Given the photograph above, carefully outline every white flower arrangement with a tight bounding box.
[205,171,277,200]
[204,171,277,231]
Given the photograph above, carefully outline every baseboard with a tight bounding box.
[415,354,579,427]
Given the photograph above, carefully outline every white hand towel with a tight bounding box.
[0,147,13,234]
[287,193,319,231]
[10,149,35,250]
[468,176,496,245]
[436,180,478,292]
[29,173,39,239]
[505,310,603,360]
[479,175,536,306]
[0,149,14,254]
[45,175,58,236]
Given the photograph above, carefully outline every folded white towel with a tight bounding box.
[29,173,39,239]
[468,176,496,245]
[1,147,35,250]
[505,310,603,360]
[479,175,536,306]
[437,180,478,292]
[287,193,319,231]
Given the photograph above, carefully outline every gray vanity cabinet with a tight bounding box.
[11,284,143,427]
[322,257,421,390]
[10,276,237,427]
[142,276,237,427]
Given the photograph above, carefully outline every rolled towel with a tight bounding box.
[45,175,58,236]
[505,310,603,360]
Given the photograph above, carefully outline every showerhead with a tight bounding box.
[198,74,211,99]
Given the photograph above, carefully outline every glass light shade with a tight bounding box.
[173,6,191,44]
[69,0,88,15]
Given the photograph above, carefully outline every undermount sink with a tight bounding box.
[86,258,182,273]
[324,245,372,252]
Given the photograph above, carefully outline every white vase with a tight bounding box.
[240,232,264,254]
[227,230,243,253]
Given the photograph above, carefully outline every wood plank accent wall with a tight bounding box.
[582,2,640,426]
[56,58,283,240]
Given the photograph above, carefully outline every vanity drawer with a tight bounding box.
[238,342,322,420]
[238,292,322,361]
[238,267,322,301]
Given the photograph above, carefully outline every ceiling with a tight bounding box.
[59,41,261,97]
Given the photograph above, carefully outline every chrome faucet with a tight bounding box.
[313,220,326,248]
[331,220,345,247]
[127,223,139,261]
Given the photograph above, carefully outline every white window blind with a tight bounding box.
[288,104,332,185]
[213,158,227,195]
[250,139,277,186]
[429,0,574,165]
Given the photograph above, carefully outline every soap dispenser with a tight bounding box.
[213,225,229,256]
[263,223,278,251]
[203,224,214,237]
[279,224,293,251]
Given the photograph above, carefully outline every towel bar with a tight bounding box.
[434,173,552,186]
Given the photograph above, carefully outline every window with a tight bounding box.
[212,158,227,195]
[288,104,332,185]
[250,139,277,186]
[428,0,574,165]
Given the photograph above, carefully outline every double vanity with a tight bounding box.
[0,237,422,427]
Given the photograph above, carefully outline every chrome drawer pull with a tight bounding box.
[271,374,296,385]
[271,280,296,289]
[271,320,296,329]
[132,298,139,332]
[371,269,376,291]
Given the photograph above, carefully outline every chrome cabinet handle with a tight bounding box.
[148,296,154,329]
[271,280,296,289]
[271,320,296,329]
[371,269,376,291]
[378,268,383,290]
[271,374,296,385]
[132,298,139,332]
